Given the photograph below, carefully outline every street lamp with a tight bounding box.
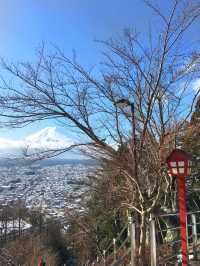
[115,99,135,146]
[166,149,192,266]
[115,99,135,126]
[115,98,137,178]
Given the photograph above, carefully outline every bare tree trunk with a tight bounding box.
[18,217,21,236]
[4,219,7,242]
[138,213,146,266]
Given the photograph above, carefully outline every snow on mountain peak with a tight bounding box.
[26,127,58,142]
[0,127,74,151]
[25,127,73,149]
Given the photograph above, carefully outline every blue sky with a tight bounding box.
[0,0,199,141]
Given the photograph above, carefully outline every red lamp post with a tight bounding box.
[166,149,192,266]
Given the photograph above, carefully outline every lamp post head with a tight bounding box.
[166,149,192,177]
[115,98,132,108]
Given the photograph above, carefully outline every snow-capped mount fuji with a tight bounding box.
[0,127,74,156]
[25,127,73,150]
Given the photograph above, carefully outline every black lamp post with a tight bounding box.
[115,99,137,178]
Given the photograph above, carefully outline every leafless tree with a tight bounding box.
[0,0,200,263]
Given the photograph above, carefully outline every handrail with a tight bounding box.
[153,211,200,265]
[117,236,129,253]
[116,222,128,241]
[111,247,130,266]
[154,210,200,218]
[99,221,130,265]
[157,226,181,233]
[98,211,200,265]
[103,222,128,255]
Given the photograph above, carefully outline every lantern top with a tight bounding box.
[166,149,192,163]
[166,149,192,177]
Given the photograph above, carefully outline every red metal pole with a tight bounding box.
[178,175,188,266]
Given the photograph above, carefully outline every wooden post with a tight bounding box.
[113,238,116,262]
[129,220,136,266]
[191,214,197,260]
[150,218,156,266]
[103,250,106,266]
[128,216,132,237]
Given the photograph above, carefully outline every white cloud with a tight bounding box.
[192,79,200,92]
[0,138,23,149]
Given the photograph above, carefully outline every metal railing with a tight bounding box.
[96,211,200,266]
[150,210,200,265]
[96,217,136,266]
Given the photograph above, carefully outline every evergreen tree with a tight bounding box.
[183,96,200,173]
[182,96,200,210]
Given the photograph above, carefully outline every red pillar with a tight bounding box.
[178,175,188,266]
